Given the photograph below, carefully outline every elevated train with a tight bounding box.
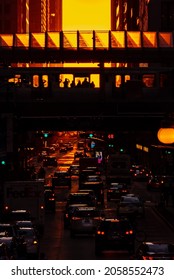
[0,66,174,100]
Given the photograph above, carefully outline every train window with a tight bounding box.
[115,75,122,88]
[42,75,48,88]
[58,74,73,88]
[33,75,39,87]
[124,75,130,82]
[90,74,99,88]
[142,74,155,87]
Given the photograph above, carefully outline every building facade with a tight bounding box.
[0,0,62,33]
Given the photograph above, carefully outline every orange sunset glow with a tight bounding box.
[62,0,111,31]
[62,0,111,83]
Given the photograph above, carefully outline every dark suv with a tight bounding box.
[95,218,135,255]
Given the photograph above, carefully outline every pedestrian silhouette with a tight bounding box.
[70,80,75,88]
[63,78,70,88]
[82,78,89,87]
[76,80,82,88]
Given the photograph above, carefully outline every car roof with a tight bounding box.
[11,210,29,213]
[75,207,96,211]
[18,227,34,231]
[69,192,90,196]
[121,196,140,202]
[141,242,174,252]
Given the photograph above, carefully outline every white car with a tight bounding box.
[117,194,145,218]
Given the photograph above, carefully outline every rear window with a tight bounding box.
[146,244,174,253]
[74,210,101,217]
[121,197,140,203]
[68,194,92,204]
[100,220,131,231]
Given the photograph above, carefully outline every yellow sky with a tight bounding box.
[62,0,111,30]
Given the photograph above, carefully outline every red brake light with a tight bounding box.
[125,230,133,235]
[143,256,153,260]
[97,230,105,235]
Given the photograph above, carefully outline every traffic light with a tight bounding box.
[108,133,114,139]
[108,144,114,148]
[35,131,53,138]
[43,133,49,138]
[89,133,93,138]
[0,160,6,165]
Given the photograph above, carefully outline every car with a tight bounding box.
[107,182,129,201]
[135,242,174,260]
[0,223,17,238]
[17,227,39,258]
[63,203,88,229]
[80,176,104,205]
[74,150,84,159]
[77,189,97,204]
[52,170,71,188]
[70,206,103,237]
[95,218,135,255]
[132,166,150,181]
[44,189,56,213]
[59,147,67,153]
[0,236,18,259]
[2,209,31,224]
[43,156,57,167]
[15,220,34,228]
[117,194,145,218]
[0,224,26,258]
[0,243,12,259]
[79,169,97,184]
[147,176,164,191]
[69,164,79,176]
[66,192,96,208]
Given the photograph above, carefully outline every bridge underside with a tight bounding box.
[17,115,161,132]
[1,100,164,132]
[1,49,174,64]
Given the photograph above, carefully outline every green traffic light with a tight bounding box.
[89,133,93,138]
[1,160,6,165]
[44,133,49,138]
[120,148,124,152]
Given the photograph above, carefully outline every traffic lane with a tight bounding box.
[40,198,174,260]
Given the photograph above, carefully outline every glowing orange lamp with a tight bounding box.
[157,116,174,144]
[157,128,174,144]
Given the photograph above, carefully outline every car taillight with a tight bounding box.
[122,190,127,193]
[49,198,55,201]
[93,217,101,220]
[96,172,100,175]
[125,230,133,235]
[97,230,105,235]
[143,256,153,260]
[108,190,113,192]
[65,213,69,218]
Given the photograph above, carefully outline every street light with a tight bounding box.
[157,117,174,144]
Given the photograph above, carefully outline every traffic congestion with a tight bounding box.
[0,131,174,260]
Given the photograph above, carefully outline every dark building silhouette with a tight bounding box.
[0,0,62,33]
